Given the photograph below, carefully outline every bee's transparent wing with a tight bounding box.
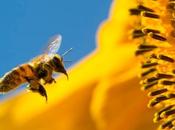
[30,34,62,64]
[45,34,62,55]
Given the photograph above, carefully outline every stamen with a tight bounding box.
[149,33,167,41]
[142,81,158,90]
[148,88,168,96]
[168,93,175,98]
[142,12,160,19]
[157,73,174,79]
[150,54,158,59]
[167,2,175,10]
[159,54,174,62]
[161,108,175,118]
[141,62,158,68]
[141,68,157,77]
[161,80,175,85]
[142,28,160,34]
[171,19,175,28]
[132,29,145,38]
[154,105,174,122]
[138,5,154,12]
[138,44,157,49]
[160,118,175,129]
[129,8,141,15]
[129,5,154,15]
[146,77,160,83]
[148,95,168,107]
[130,1,175,129]
[135,49,154,55]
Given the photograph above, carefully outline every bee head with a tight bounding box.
[51,54,68,78]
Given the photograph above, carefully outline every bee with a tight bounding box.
[0,34,71,101]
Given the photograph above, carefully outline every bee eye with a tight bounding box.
[53,56,61,65]
[53,57,60,63]
[52,56,63,69]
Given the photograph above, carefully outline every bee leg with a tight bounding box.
[44,77,56,85]
[27,84,48,101]
[38,85,48,101]
[25,77,48,101]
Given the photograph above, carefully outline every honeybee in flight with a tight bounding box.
[0,34,72,101]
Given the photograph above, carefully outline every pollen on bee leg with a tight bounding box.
[26,83,48,101]
[38,85,48,102]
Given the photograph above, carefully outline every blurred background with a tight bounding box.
[0,0,111,100]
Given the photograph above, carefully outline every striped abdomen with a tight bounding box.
[0,64,36,93]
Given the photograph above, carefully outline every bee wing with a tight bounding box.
[45,34,62,55]
[30,34,62,64]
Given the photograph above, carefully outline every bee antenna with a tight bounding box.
[63,60,72,62]
[61,48,73,58]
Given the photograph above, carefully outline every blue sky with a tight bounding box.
[0,0,112,99]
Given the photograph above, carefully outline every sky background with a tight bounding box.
[0,0,112,99]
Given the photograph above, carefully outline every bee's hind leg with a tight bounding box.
[25,78,48,101]
[28,84,48,101]
[27,84,48,101]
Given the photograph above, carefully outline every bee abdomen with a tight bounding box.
[0,71,22,92]
[0,82,15,93]
[0,64,36,92]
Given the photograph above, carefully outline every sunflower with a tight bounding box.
[2,0,173,130]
